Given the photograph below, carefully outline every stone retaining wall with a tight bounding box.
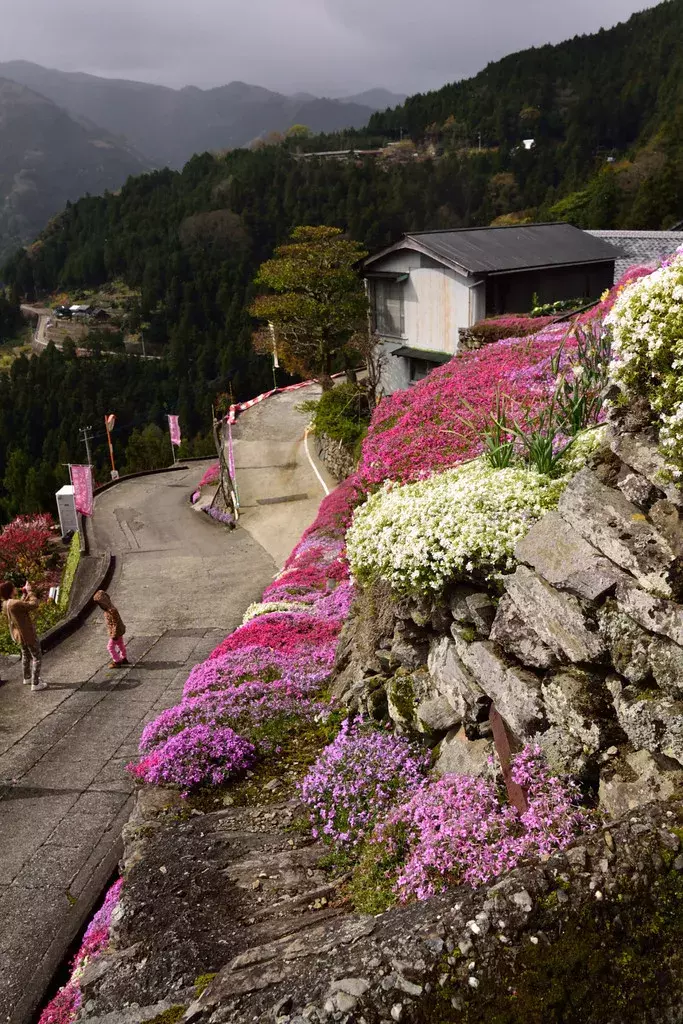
[78,786,683,1024]
[315,432,356,481]
[333,401,683,821]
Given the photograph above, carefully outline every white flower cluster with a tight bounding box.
[242,600,302,623]
[346,459,567,595]
[606,250,683,469]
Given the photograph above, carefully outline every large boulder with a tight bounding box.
[542,668,617,752]
[435,725,493,776]
[490,594,558,670]
[514,510,624,602]
[609,429,683,508]
[427,636,491,723]
[387,667,432,732]
[649,638,683,698]
[451,635,546,739]
[598,600,652,685]
[607,677,683,765]
[536,725,593,779]
[599,749,683,819]
[616,581,683,647]
[503,566,605,664]
[416,695,461,735]
[558,468,681,597]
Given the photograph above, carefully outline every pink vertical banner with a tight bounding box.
[228,421,236,480]
[168,415,181,447]
[70,464,94,517]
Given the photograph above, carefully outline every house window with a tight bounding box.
[372,279,405,337]
[409,358,433,382]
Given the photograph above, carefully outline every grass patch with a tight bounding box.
[187,706,345,813]
[193,973,217,998]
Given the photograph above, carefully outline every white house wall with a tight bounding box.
[372,251,485,354]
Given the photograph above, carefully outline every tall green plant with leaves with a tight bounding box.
[551,323,612,436]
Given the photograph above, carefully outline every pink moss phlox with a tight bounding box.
[37,982,81,1024]
[379,745,593,902]
[358,325,573,487]
[198,462,220,488]
[208,611,342,661]
[298,720,431,848]
[182,645,332,698]
[38,878,123,1024]
[140,679,326,753]
[129,724,256,793]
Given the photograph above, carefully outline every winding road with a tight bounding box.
[0,390,334,1023]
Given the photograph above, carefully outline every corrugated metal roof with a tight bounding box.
[365,223,621,275]
[406,224,620,273]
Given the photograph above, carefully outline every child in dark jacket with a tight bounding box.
[93,590,129,667]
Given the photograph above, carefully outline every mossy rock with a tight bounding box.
[422,867,683,1023]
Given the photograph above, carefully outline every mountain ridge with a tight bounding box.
[0,76,151,261]
[0,61,398,168]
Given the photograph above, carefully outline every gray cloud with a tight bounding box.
[0,0,658,95]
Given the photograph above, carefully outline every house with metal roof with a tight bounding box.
[363,223,621,393]
[588,230,683,279]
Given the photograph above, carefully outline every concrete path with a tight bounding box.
[230,386,336,567]
[0,463,280,1024]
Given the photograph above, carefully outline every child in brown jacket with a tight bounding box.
[93,590,129,667]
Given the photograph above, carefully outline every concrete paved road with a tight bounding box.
[230,386,337,567]
[0,463,279,1024]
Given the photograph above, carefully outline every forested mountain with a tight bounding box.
[0,62,382,169]
[0,78,150,261]
[368,0,683,227]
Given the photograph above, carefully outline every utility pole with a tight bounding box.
[79,426,93,467]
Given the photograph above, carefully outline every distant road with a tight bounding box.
[230,384,337,567]
[20,303,50,352]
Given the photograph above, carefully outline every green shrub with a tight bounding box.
[311,383,370,453]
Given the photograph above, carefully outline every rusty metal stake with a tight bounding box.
[489,705,529,814]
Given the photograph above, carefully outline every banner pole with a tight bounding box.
[105,416,117,478]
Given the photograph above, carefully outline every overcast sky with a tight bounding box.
[0,0,659,96]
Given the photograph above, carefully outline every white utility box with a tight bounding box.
[56,485,78,537]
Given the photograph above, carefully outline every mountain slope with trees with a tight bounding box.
[368,0,683,227]
[0,77,151,260]
[0,62,385,169]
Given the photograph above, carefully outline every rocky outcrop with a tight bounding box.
[77,791,683,1024]
[333,416,683,811]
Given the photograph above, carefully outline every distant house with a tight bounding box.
[90,307,111,323]
[588,230,683,279]
[363,223,620,392]
[69,304,93,318]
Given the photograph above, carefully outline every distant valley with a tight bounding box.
[0,61,404,259]
[0,61,405,168]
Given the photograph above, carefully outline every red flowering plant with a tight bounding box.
[0,513,56,586]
